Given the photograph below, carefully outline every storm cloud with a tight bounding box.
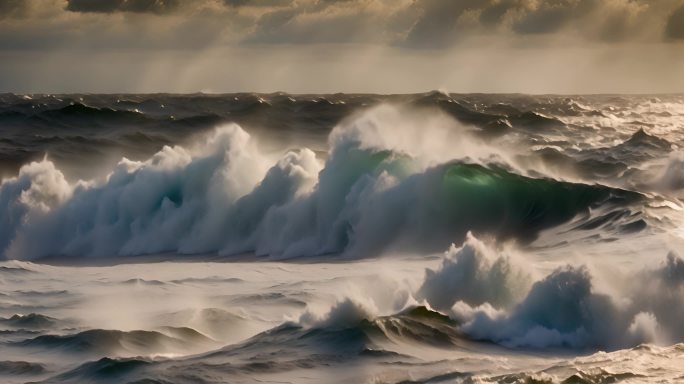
[0,0,683,93]
[3,0,683,45]
[65,0,180,14]
[0,0,29,18]
[667,4,684,39]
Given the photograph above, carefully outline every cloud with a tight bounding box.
[511,1,588,35]
[400,0,674,46]
[244,0,413,45]
[65,0,180,14]
[3,0,684,46]
[509,0,658,42]
[0,0,29,18]
[402,0,482,48]
[1,0,684,93]
[223,0,293,7]
[666,4,684,39]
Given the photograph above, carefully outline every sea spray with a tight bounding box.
[0,106,643,260]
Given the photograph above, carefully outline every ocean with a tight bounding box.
[1,91,684,383]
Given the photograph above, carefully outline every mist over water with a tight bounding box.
[1,92,684,383]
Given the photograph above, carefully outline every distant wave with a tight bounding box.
[0,361,46,376]
[410,92,566,135]
[0,105,642,260]
[41,103,148,121]
[0,313,59,329]
[48,357,150,382]
[17,326,215,356]
[0,103,152,127]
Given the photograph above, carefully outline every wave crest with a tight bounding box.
[0,106,643,260]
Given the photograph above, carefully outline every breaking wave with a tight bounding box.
[284,234,684,351]
[426,237,684,350]
[0,105,644,260]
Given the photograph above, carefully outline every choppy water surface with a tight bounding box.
[1,92,684,383]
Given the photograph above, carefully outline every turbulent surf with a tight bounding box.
[1,92,684,383]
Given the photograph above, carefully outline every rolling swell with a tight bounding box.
[0,313,59,329]
[17,327,215,356]
[582,129,672,164]
[41,305,503,383]
[0,106,644,260]
[368,306,465,348]
[47,357,152,383]
[0,360,46,375]
[193,305,456,368]
[40,103,149,122]
[88,304,488,383]
[48,319,413,384]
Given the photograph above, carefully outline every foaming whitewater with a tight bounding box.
[1,93,684,383]
[0,105,643,260]
[419,235,684,350]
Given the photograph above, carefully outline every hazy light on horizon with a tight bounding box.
[1,0,684,94]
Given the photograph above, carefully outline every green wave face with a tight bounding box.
[437,163,641,241]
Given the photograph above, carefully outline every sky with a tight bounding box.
[0,0,684,94]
